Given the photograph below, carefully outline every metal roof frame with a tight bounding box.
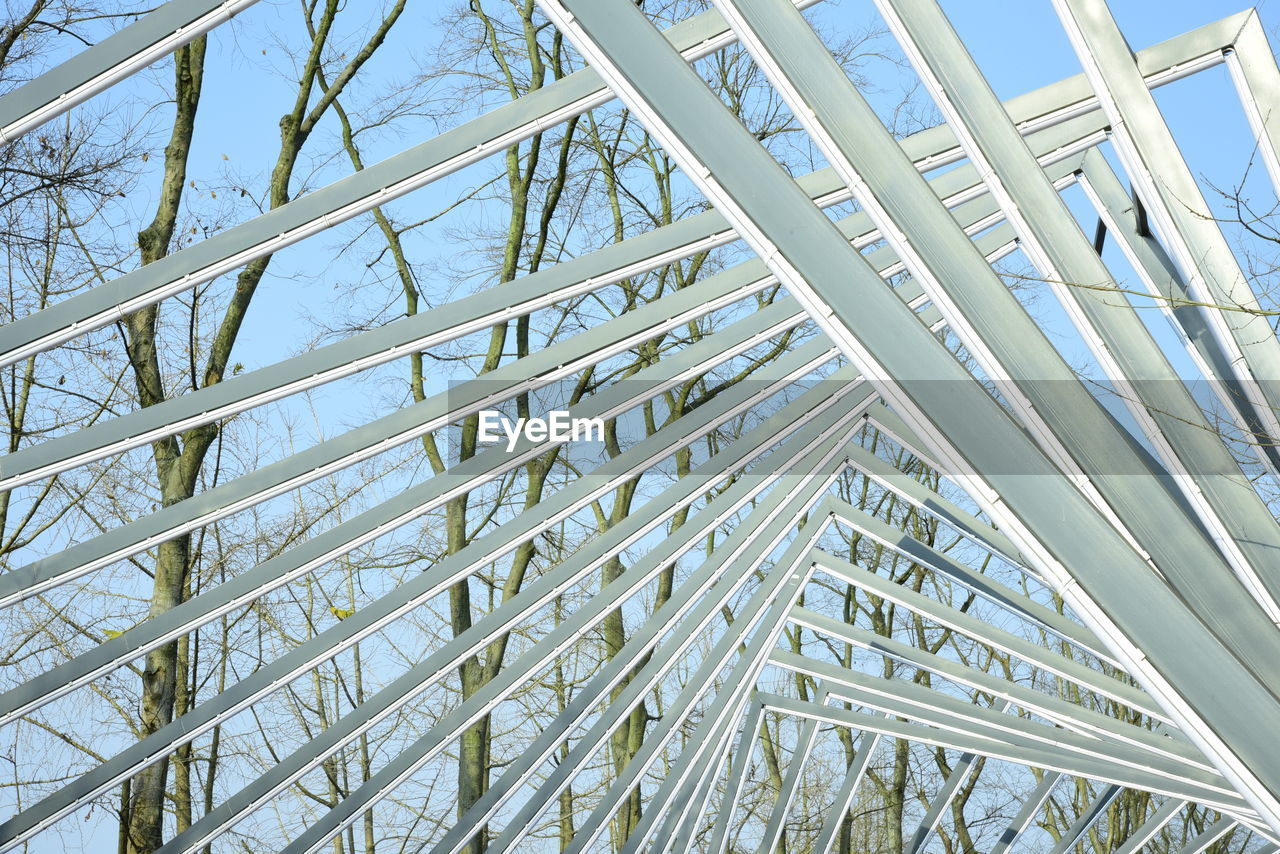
[7,0,1280,850]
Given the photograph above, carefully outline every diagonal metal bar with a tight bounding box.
[164,401,863,854]
[703,699,767,854]
[659,684,841,854]
[809,716,885,854]
[0,9,1241,371]
[1072,148,1279,472]
[807,550,1161,718]
[1111,797,1189,854]
[1224,12,1280,192]
[592,567,825,854]
[715,0,1280,689]
[0,292,819,727]
[781,638,1231,804]
[841,438,1027,570]
[777,616,1205,767]
[0,0,259,143]
[0,124,1074,493]
[760,695,1250,815]
[870,0,1280,619]
[1052,0,1280,471]
[0,266,803,606]
[989,771,1063,854]
[754,706,822,854]
[6,1,1280,849]
[1177,816,1237,854]
[1046,785,1122,854]
[1,345,864,854]
[904,710,1002,854]
[824,496,1114,663]
[532,0,1280,828]
[305,456,848,854]
[657,699,756,854]
[0,0,814,369]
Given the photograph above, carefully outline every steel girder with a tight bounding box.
[539,0,1280,835]
[5,0,1280,852]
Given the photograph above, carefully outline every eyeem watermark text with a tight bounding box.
[477,410,605,452]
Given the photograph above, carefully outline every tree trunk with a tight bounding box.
[123,35,206,853]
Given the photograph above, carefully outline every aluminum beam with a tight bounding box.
[0,114,1084,496]
[1,351,867,852]
[824,496,1113,663]
[754,710,822,854]
[990,772,1063,854]
[390,485,841,854]
[760,694,1249,815]
[533,0,1280,830]
[717,0,1280,694]
[1053,0,1280,470]
[0,9,1237,370]
[870,0,1280,620]
[1112,797,1189,854]
[0,0,260,143]
[171,421,857,854]
[775,618,1206,768]
[810,721,884,854]
[0,295,821,725]
[1046,785,1122,854]
[703,700,767,854]
[6,0,1280,849]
